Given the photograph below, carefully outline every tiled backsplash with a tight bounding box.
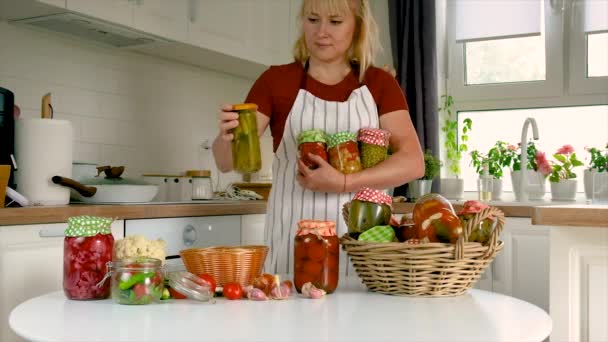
[0,21,256,191]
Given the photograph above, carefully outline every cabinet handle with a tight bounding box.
[39,229,65,238]
[183,224,197,246]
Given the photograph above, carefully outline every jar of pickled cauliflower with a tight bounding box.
[63,216,114,300]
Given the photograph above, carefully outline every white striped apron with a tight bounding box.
[264,70,379,275]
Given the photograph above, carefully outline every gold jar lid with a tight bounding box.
[186,170,211,177]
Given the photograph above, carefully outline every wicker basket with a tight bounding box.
[340,205,505,297]
[180,245,268,288]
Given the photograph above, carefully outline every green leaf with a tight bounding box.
[462,135,468,142]
[554,154,567,163]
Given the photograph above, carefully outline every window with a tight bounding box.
[459,105,608,193]
[587,32,608,77]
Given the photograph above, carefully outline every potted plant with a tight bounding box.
[469,141,515,200]
[509,141,551,200]
[584,144,608,200]
[439,95,472,200]
[549,145,584,201]
[407,150,442,201]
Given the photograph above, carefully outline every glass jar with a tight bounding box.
[187,170,213,200]
[110,257,164,305]
[294,220,339,294]
[327,132,362,174]
[231,103,261,174]
[358,128,390,169]
[347,188,392,234]
[63,216,114,300]
[458,200,495,244]
[297,129,328,169]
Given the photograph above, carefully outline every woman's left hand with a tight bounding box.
[296,154,344,193]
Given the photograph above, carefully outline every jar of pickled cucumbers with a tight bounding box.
[297,129,328,170]
[327,132,362,174]
[294,220,339,294]
[231,103,261,174]
[347,188,392,234]
[358,128,390,168]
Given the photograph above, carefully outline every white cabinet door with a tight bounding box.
[132,0,188,41]
[0,221,124,342]
[492,217,550,313]
[254,0,291,65]
[66,0,133,27]
[241,214,265,246]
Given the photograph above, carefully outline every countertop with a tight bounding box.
[532,204,608,227]
[0,193,601,226]
[9,278,552,342]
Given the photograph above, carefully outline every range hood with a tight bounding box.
[11,13,166,48]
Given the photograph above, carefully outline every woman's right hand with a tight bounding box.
[217,104,240,142]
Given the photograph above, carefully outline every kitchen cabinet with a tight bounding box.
[66,0,133,27]
[492,217,550,313]
[241,214,265,246]
[0,221,124,342]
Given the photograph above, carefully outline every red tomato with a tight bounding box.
[133,284,148,298]
[223,282,243,300]
[168,287,187,299]
[197,273,217,293]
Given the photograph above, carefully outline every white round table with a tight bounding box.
[10,279,551,342]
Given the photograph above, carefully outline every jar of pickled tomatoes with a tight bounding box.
[327,132,362,174]
[297,129,328,169]
[294,220,339,294]
[63,216,114,300]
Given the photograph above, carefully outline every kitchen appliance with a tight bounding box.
[0,87,15,188]
[52,174,158,203]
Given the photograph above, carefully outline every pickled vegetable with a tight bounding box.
[327,132,362,174]
[297,130,328,169]
[348,199,392,233]
[111,258,164,305]
[458,200,496,244]
[231,104,261,174]
[412,193,455,226]
[358,128,390,169]
[294,220,339,294]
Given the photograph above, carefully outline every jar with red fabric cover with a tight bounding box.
[297,129,328,169]
[347,187,393,234]
[358,128,390,168]
[327,132,362,174]
[294,220,339,294]
[63,216,114,300]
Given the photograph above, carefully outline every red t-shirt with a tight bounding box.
[245,61,408,152]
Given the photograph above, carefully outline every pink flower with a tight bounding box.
[508,144,516,151]
[535,151,552,176]
[556,144,574,155]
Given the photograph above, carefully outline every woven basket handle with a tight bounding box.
[455,206,505,260]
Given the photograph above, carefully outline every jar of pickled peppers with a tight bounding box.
[294,220,339,294]
[297,129,328,169]
[347,188,393,234]
[358,128,390,168]
[327,132,362,174]
[63,216,114,300]
[231,103,261,174]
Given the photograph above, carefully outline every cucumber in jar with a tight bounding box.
[231,105,261,174]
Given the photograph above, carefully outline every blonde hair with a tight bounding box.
[293,0,380,82]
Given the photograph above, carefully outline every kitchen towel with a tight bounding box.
[15,118,73,205]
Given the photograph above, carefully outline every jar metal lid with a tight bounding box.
[232,103,258,112]
[167,272,214,302]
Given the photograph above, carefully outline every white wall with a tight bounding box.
[0,21,251,190]
[370,0,394,69]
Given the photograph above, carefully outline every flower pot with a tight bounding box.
[439,178,464,200]
[492,178,503,200]
[511,170,546,201]
[550,179,577,201]
[407,179,433,201]
[584,169,597,200]
[591,171,608,203]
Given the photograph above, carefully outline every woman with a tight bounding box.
[213,0,424,274]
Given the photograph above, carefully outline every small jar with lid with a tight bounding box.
[63,216,114,300]
[187,170,213,200]
[327,132,362,174]
[358,128,390,168]
[347,188,392,234]
[294,220,339,294]
[109,257,165,305]
[297,129,328,169]
[231,103,261,174]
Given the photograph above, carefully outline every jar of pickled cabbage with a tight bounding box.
[297,129,328,169]
[63,216,114,300]
[358,128,390,168]
[231,103,261,174]
[347,187,392,234]
[327,132,362,174]
[294,220,339,294]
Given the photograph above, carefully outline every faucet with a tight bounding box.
[518,118,539,202]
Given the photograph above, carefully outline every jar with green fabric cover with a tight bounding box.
[327,131,362,174]
[231,103,261,174]
[358,128,390,168]
[297,129,328,169]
